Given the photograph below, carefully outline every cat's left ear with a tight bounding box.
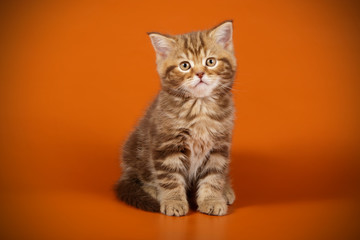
[148,32,175,59]
[209,20,234,51]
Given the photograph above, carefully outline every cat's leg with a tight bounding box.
[196,147,230,216]
[153,152,189,217]
[142,183,158,200]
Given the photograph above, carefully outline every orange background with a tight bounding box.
[1,0,360,239]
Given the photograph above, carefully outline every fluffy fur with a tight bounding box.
[115,20,237,216]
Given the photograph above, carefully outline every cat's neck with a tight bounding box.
[160,87,231,103]
[158,89,232,114]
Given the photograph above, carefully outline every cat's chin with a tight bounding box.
[189,83,215,98]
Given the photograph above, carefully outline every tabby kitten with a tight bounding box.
[115,20,236,216]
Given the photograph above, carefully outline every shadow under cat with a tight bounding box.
[229,151,357,209]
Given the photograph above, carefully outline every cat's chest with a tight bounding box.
[187,118,215,157]
[185,116,222,179]
[175,98,228,178]
[179,99,224,156]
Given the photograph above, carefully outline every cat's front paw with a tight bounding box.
[198,199,228,216]
[160,200,189,217]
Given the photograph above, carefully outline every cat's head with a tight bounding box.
[148,20,236,98]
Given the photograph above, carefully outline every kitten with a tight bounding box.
[115,20,236,216]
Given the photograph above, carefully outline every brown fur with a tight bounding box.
[115,20,236,216]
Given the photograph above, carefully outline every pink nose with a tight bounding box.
[196,72,204,79]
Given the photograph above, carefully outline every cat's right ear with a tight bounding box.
[209,20,234,52]
[147,32,175,58]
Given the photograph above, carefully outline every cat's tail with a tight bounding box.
[114,177,160,213]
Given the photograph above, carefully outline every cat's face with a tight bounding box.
[149,21,236,98]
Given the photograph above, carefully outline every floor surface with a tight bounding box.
[1,191,359,240]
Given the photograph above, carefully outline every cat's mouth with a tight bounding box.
[195,80,209,87]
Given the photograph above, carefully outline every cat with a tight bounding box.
[115,20,236,216]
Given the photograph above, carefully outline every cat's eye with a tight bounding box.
[205,57,217,67]
[179,61,191,71]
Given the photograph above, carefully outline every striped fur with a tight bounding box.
[115,20,236,216]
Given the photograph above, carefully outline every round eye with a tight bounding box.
[179,61,191,71]
[206,57,217,67]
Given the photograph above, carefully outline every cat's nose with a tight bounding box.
[196,72,205,79]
